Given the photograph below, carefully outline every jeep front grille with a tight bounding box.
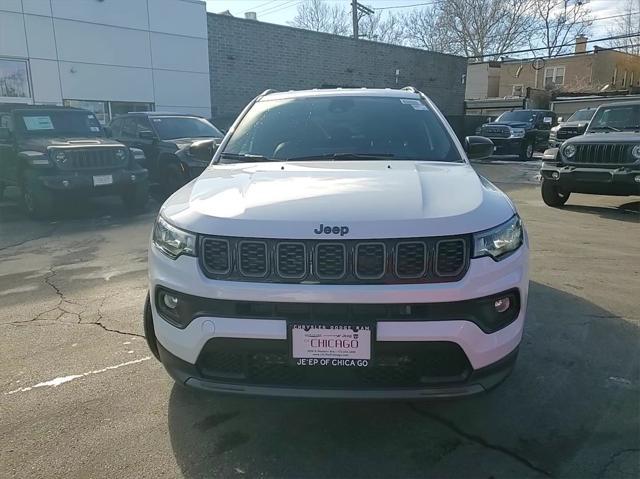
[200,235,470,284]
[572,144,635,166]
[55,148,127,170]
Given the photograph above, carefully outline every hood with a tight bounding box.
[19,136,124,152]
[570,131,640,144]
[161,161,516,239]
[169,137,221,150]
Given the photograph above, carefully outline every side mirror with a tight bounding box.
[139,130,156,140]
[103,126,112,137]
[464,136,494,160]
[0,127,11,141]
[542,148,559,163]
[557,116,564,123]
[189,139,217,162]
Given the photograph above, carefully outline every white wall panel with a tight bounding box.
[148,0,206,38]
[0,11,27,57]
[24,15,57,60]
[151,32,208,73]
[59,62,154,102]
[22,0,52,16]
[54,19,151,68]
[0,0,22,13]
[50,0,149,30]
[155,105,211,117]
[30,59,62,104]
[153,69,209,107]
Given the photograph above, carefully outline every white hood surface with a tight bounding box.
[161,161,516,239]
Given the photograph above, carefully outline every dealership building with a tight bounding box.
[0,0,211,123]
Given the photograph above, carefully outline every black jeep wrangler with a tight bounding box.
[540,101,640,207]
[108,112,223,196]
[0,105,149,218]
[479,109,557,160]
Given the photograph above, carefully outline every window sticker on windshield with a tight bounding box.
[23,116,54,131]
[400,99,428,110]
[90,126,100,132]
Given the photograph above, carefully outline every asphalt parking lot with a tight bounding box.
[1,160,638,479]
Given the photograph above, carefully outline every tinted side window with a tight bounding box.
[121,118,137,138]
[110,118,123,137]
[133,117,154,136]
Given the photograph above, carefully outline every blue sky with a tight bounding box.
[205,0,629,41]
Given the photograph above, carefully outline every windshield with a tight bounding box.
[496,110,537,123]
[588,104,640,132]
[567,109,595,122]
[150,117,223,140]
[221,96,462,163]
[15,110,103,137]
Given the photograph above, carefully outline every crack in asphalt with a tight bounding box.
[407,403,552,477]
[597,448,640,478]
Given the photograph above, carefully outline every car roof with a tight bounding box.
[259,88,423,102]
[0,104,86,113]
[121,111,203,117]
[597,100,640,108]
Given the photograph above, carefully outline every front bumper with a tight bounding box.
[541,163,640,196]
[30,166,148,193]
[488,138,523,155]
[148,239,529,398]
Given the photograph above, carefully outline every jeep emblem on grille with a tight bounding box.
[314,224,349,236]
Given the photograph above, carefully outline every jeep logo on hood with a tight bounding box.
[314,224,349,236]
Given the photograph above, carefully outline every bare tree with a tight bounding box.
[359,11,405,45]
[607,0,640,55]
[288,0,350,36]
[530,0,593,57]
[402,0,535,59]
[403,6,457,53]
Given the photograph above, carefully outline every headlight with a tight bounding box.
[563,144,576,158]
[509,128,525,138]
[632,145,640,160]
[152,216,196,259]
[115,148,127,161]
[473,215,523,261]
[53,150,67,162]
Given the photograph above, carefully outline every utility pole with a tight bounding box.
[351,0,374,40]
[352,0,358,40]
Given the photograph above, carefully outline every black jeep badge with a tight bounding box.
[314,224,350,236]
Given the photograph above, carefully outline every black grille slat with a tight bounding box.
[202,238,231,275]
[395,242,427,278]
[315,243,346,279]
[277,242,306,279]
[355,243,385,279]
[574,144,634,165]
[239,241,268,277]
[436,240,466,276]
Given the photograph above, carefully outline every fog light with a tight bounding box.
[130,174,136,181]
[551,171,559,180]
[162,293,179,309]
[62,180,70,187]
[634,175,640,183]
[494,297,511,313]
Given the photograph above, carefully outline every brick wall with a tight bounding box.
[207,14,466,127]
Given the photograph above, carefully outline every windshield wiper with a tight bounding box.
[286,153,395,161]
[219,152,274,162]
[590,125,621,132]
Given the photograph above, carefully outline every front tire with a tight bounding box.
[520,140,534,161]
[541,178,570,207]
[22,179,55,219]
[122,181,149,213]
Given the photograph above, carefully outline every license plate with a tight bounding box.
[93,174,113,186]
[291,324,371,367]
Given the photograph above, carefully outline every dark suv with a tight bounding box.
[479,109,557,160]
[0,105,149,218]
[540,101,640,206]
[108,113,224,195]
[548,108,596,148]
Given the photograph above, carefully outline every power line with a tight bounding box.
[468,31,640,59]
[250,0,281,12]
[502,42,640,62]
[376,1,440,10]
[259,0,301,17]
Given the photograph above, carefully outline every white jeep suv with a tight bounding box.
[144,88,529,399]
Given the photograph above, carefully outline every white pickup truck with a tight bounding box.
[144,88,529,399]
